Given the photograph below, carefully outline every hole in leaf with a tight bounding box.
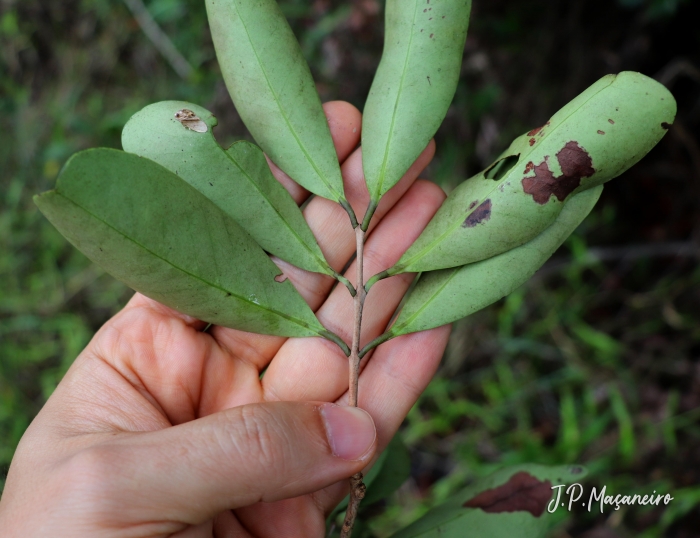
[484,154,520,181]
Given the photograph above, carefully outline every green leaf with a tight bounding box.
[389,464,588,538]
[326,433,412,529]
[121,101,336,277]
[362,0,472,207]
[363,433,412,506]
[388,71,676,274]
[34,148,330,339]
[384,186,602,340]
[205,0,349,209]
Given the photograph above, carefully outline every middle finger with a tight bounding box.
[261,178,446,403]
[211,142,436,370]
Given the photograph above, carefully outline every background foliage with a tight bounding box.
[1,0,699,535]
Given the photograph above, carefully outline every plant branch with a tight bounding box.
[341,225,367,538]
[348,225,366,407]
[122,0,194,80]
[333,271,357,297]
[340,199,359,228]
[361,200,378,232]
[364,269,389,292]
[321,330,351,357]
[359,331,394,359]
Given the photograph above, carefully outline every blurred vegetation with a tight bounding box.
[1,0,699,536]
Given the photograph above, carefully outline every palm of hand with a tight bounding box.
[1,102,450,538]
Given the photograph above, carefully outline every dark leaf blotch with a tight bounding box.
[522,141,594,204]
[462,199,492,228]
[463,471,553,517]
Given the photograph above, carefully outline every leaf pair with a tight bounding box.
[207,0,474,228]
[34,148,346,348]
[389,71,676,276]
[35,0,369,347]
[121,100,340,280]
[361,72,676,349]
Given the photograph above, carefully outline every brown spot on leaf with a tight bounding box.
[463,471,553,517]
[661,122,672,130]
[522,141,594,204]
[274,274,288,283]
[529,138,536,146]
[608,119,615,124]
[430,33,434,38]
[468,200,478,210]
[462,199,492,228]
[527,126,543,136]
[524,161,534,174]
[597,130,605,135]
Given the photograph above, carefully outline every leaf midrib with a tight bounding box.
[395,77,614,272]
[54,191,322,335]
[234,2,340,201]
[374,0,420,200]
[225,145,332,275]
[392,268,458,335]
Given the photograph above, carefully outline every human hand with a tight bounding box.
[0,101,450,538]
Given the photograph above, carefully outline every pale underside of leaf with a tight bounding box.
[362,0,471,204]
[387,186,603,339]
[205,0,346,205]
[390,72,675,275]
[35,148,327,339]
[121,100,334,277]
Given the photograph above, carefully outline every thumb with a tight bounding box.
[75,402,376,525]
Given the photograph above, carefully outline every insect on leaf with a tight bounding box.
[383,186,603,341]
[122,101,336,278]
[174,108,208,133]
[205,0,350,214]
[34,148,332,340]
[389,464,588,538]
[362,0,472,212]
[387,71,676,275]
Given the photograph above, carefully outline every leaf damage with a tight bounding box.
[462,199,492,227]
[463,471,553,517]
[527,121,549,137]
[522,141,594,204]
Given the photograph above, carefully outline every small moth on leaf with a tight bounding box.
[174,109,208,133]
